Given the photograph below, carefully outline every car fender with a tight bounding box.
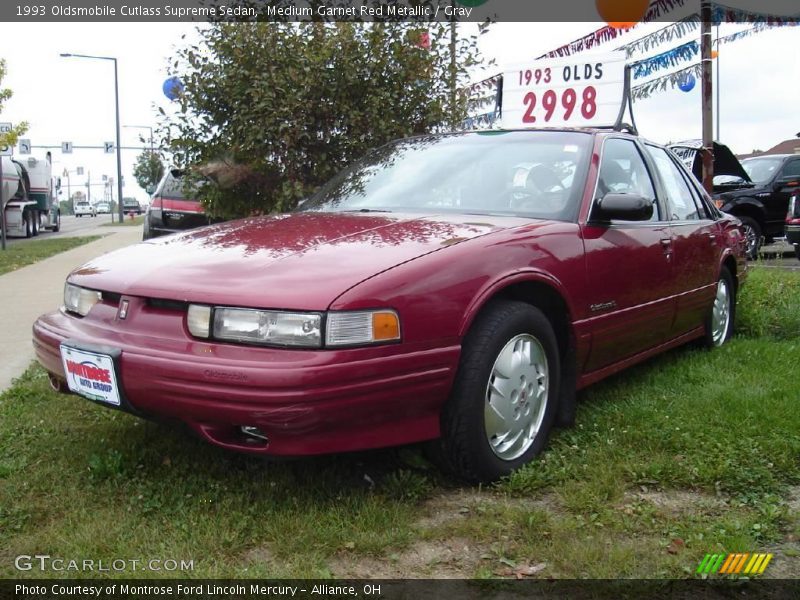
[720,195,764,216]
[458,269,575,338]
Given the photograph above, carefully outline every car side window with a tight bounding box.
[648,146,703,221]
[597,138,659,221]
[781,160,800,179]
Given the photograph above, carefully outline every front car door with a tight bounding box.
[580,137,675,372]
[644,144,720,336]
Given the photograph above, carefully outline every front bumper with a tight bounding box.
[33,302,460,456]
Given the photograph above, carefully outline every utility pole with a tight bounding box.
[449,3,458,129]
[715,24,720,141]
[700,1,714,193]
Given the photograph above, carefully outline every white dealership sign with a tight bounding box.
[502,52,627,129]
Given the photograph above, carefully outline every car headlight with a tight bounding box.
[186,305,400,348]
[63,283,101,317]
[185,306,323,348]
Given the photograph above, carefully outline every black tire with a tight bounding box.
[795,246,800,262]
[24,212,32,238]
[738,216,761,260]
[433,300,561,483]
[702,267,735,348]
[32,214,39,236]
[52,211,61,232]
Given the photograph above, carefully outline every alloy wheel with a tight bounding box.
[484,333,549,461]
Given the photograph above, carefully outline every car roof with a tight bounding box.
[742,154,796,160]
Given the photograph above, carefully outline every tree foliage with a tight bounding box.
[0,59,29,148]
[159,22,487,218]
[132,150,165,192]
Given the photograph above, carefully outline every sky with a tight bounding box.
[0,18,798,205]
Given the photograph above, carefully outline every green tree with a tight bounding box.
[159,22,487,218]
[132,150,164,192]
[0,59,29,149]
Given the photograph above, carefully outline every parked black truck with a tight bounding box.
[671,140,800,259]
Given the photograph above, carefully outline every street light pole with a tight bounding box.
[123,125,154,154]
[113,59,123,224]
[60,52,124,224]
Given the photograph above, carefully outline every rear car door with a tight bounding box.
[581,137,675,371]
[645,144,720,337]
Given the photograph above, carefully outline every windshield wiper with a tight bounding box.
[339,208,393,213]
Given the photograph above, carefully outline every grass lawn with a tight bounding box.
[0,236,103,276]
[102,215,144,227]
[1,267,798,579]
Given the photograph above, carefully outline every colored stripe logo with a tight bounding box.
[696,553,773,575]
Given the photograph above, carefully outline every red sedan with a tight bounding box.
[32,129,746,482]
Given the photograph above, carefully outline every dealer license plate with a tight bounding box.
[60,344,121,406]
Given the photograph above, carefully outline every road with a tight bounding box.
[3,214,120,246]
[759,240,800,271]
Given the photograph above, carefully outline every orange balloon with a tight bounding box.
[596,0,650,28]
[711,50,719,59]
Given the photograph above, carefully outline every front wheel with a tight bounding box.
[32,214,39,236]
[738,216,761,260]
[703,267,735,348]
[434,300,560,483]
[24,212,32,238]
[52,211,61,232]
[795,246,800,262]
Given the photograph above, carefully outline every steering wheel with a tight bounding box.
[526,165,566,194]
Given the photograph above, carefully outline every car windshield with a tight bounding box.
[742,157,783,184]
[299,131,593,221]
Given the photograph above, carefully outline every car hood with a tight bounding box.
[69,212,530,310]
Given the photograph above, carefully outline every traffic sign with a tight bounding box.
[104,142,114,153]
[61,141,73,154]
[0,122,12,156]
[19,139,31,154]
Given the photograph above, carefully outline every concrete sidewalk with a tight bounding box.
[0,226,144,392]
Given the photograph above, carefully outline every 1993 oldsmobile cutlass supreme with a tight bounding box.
[33,129,746,482]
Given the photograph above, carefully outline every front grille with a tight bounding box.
[101,291,121,305]
[147,298,188,311]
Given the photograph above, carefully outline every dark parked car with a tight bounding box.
[122,198,143,215]
[143,169,211,240]
[33,129,746,483]
[672,141,800,259]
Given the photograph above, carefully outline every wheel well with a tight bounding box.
[728,204,764,227]
[490,281,573,358]
[722,255,738,293]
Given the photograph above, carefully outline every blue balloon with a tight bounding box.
[678,73,696,93]
[162,76,184,101]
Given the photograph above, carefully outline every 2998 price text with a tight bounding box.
[520,86,598,124]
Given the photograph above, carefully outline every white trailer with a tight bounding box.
[1,153,61,238]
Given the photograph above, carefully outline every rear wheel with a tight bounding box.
[32,214,39,236]
[738,216,761,260]
[24,211,32,238]
[434,300,560,483]
[52,211,61,232]
[703,267,735,348]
